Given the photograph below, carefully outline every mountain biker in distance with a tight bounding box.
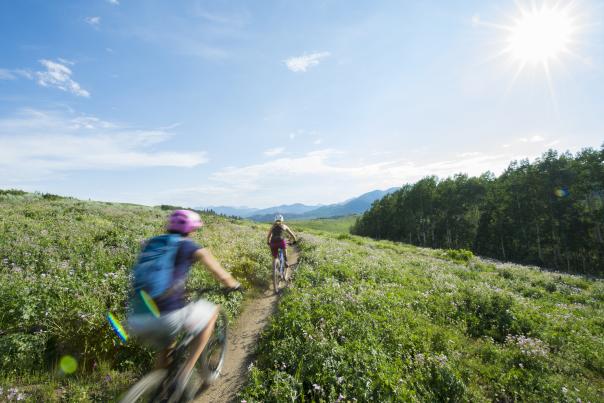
[126,210,240,400]
[267,214,297,268]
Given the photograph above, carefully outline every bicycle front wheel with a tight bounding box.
[119,369,168,403]
[198,310,229,387]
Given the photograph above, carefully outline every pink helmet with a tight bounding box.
[167,210,203,234]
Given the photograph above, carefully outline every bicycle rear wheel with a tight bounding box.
[198,310,228,388]
[119,369,168,403]
[274,249,285,293]
[273,254,280,293]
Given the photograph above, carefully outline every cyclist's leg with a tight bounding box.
[176,307,219,392]
[155,342,175,369]
[274,239,287,267]
[283,242,289,267]
[270,241,280,270]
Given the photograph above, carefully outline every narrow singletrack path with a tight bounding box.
[195,246,299,403]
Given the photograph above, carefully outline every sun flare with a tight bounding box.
[475,0,588,102]
[506,4,575,65]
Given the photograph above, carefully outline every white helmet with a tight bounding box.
[274,214,284,222]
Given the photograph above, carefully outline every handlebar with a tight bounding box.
[192,285,245,296]
[267,239,299,246]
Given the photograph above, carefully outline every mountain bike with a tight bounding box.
[273,241,294,294]
[119,287,239,402]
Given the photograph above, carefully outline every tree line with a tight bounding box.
[351,146,604,276]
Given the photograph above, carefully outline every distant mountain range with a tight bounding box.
[203,188,398,222]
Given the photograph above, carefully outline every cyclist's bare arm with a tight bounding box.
[194,248,239,288]
[266,225,274,244]
[284,225,297,243]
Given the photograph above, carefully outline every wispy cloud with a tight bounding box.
[192,4,250,28]
[85,16,101,28]
[0,109,207,182]
[124,5,250,61]
[264,147,285,157]
[36,59,90,97]
[1,60,90,97]
[520,135,545,143]
[0,68,32,80]
[162,140,561,207]
[284,51,330,72]
[107,0,119,5]
[132,27,229,60]
[0,69,16,80]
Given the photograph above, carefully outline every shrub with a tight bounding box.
[444,249,474,263]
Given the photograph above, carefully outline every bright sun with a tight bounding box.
[506,3,576,66]
[476,0,587,100]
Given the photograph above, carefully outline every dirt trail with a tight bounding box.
[195,247,299,403]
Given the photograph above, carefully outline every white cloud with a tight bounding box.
[36,59,90,97]
[196,10,235,24]
[0,69,16,80]
[520,135,545,143]
[15,69,33,79]
[313,139,323,145]
[264,147,285,157]
[1,63,85,95]
[162,138,563,207]
[132,27,229,61]
[0,68,33,80]
[0,109,207,182]
[289,132,296,140]
[85,16,101,27]
[108,0,119,4]
[284,52,330,72]
[457,151,480,157]
[192,4,250,27]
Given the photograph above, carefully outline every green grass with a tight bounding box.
[290,215,358,234]
[240,233,604,402]
[0,192,271,401]
[2,192,604,402]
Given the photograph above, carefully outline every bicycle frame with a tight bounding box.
[278,248,285,276]
[119,288,231,402]
[273,247,289,294]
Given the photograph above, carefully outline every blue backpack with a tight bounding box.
[132,234,182,298]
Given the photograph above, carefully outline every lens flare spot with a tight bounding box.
[59,355,78,374]
[107,312,129,343]
[140,290,161,318]
[554,187,570,197]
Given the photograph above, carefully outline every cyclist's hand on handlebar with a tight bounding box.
[226,283,245,293]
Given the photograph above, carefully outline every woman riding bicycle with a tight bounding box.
[126,210,240,401]
[266,214,297,268]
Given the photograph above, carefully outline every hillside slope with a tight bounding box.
[0,191,272,401]
[352,148,604,276]
[1,191,602,402]
[248,188,398,222]
[241,233,604,402]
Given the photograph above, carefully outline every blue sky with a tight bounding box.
[0,0,602,208]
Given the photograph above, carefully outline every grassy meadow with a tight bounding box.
[0,191,271,401]
[1,191,603,402]
[289,215,358,235]
[240,233,604,402]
